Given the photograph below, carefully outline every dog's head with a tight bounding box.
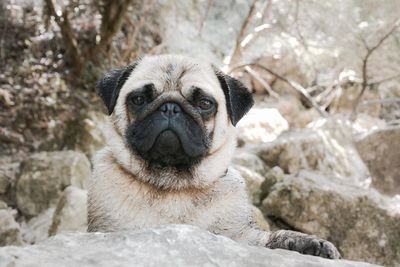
[97,55,253,190]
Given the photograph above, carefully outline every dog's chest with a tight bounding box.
[109,183,220,230]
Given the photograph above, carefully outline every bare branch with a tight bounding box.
[228,0,258,66]
[230,63,328,117]
[199,0,214,35]
[240,1,273,49]
[244,66,280,99]
[44,0,83,72]
[122,0,154,61]
[360,97,400,106]
[368,73,400,86]
[92,0,133,59]
[351,18,400,118]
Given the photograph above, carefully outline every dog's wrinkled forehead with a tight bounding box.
[122,55,220,96]
[97,54,254,126]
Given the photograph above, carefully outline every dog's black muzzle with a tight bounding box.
[126,101,209,168]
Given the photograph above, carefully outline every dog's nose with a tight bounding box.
[160,102,181,118]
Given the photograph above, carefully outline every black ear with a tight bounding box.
[96,62,138,115]
[215,70,254,126]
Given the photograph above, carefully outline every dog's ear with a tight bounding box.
[97,62,138,115]
[214,70,254,126]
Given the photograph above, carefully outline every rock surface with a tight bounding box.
[0,161,20,205]
[64,111,108,159]
[256,118,371,186]
[0,225,379,267]
[260,171,400,266]
[20,208,55,244]
[158,0,254,65]
[49,186,87,236]
[0,209,23,246]
[236,108,289,145]
[16,151,90,217]
[234,165,264,205]
[355,125,400,195]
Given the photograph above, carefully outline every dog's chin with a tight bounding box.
[143,129,200,170]
[129,128,202,172]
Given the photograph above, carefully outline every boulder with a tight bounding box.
[256,118,370,186]
[262,95,321,129]
[49,186,87,236]
[64,111,108,159]
[376,80,400,122]
[20,208,55,245]
[0,209,23,246]
[158,0,254,65]
[232,151,269,175]
[259,166,285,201]
[234,165,264,205]
[0,201,7,209]
[233,151,271,205]
[0,161,20,205]
[0,225,378,267]
[236,108,289,145]
[260,171,400,266]
[251,206,270,231]
[355,125,400,195]
[16,151,90,217]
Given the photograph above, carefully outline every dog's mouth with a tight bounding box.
[146,129,192,168]
[126,102,209,169]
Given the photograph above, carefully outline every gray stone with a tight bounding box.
[16,151,90,217]
[0,161,20,205]
[256,118,370,186]
[234,165,264,205]
[232,151,269,175]
[158,0,254,66]
[0,225,378,267]
[49,186,87,236]
[259,166,285,201]
[236,108,288,145]
[355,125,400,195]
[233,151,270,205]
[20,208,55,245]
[251,206,270,231]
[260,171,400,266]
[64,111,108,159]
[0,201,7,209]
[0,209,23,246]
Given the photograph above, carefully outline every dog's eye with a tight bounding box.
[197,99,213,110]
[132,95,145,106]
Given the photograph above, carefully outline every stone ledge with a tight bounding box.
[0,225,379,267]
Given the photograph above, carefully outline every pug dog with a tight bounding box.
[87,54,341,259]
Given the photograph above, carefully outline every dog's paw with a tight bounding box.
[266,230,341,259]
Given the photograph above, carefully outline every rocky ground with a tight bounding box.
[0,225,380,267]
[1,100,399,266]
[1,1,400,266]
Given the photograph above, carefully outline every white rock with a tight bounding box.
[261,171,400,266]
[355,125,400,195]
[158,0,254,66]
[257,118,371,186]
[16,151,90,217]
[20,208,55,244]
[234,165,264,205]
[0,225,378,267]
[49,186,87,236]
[237,108,289,144]
[0,209,23,246]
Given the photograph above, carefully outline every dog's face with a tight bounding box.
[97,55,253,190]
